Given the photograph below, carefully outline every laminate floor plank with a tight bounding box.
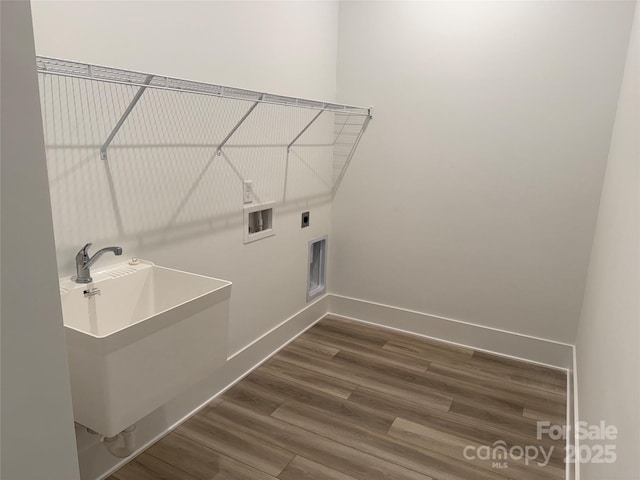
[222,380,287,416]
[112,317,567,480]
[111,452,199,480]
[472,351,566,380]
[176,414,295,476]
[260,357,359,399]
[331,349,524,415]
[413,369,526,415]
[381,339,483,367]
[272,401,509,480]
[274,348,454,411]
[405,351,565,397]
[428,361,568,402]
[302,328,430,373]
[206,400,435,480]
[309,321,389,349]
[146,431,279,480]
[448,399,560,446]
[278,456,360,480]
[469,351,567,390]
[246,367,396,433]
[523,405,568,427]
[456,359,567,396]
[320,316,475,357]
[282,337,340,359]
[519,397,567,426]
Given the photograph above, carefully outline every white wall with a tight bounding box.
[31,0,337,100]
[0,2,80,479]
[30,2,339,478]
[575,2,639,478]
[30,0,338,356]
[333,1,635,343]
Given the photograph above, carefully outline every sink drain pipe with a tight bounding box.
[102,425,137,458]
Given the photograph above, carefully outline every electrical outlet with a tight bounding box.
[301,211,310,228]
[243,181,253,204]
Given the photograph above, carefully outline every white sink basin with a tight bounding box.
[60,260,231,437]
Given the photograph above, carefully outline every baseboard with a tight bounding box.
[565,354,574,480]
[328,294,573,369]
[570,345,580,480]
[80,295,328,480]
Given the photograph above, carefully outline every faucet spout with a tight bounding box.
[75,243,123,283]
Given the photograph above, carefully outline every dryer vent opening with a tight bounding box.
[307,236,327,301]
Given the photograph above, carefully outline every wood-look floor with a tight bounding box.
[109,316,567,480]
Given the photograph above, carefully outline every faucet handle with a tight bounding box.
[76,243,93,263]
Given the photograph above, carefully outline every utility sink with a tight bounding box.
[59,260,231,437]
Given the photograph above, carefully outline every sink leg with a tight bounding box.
[103,424,137,458]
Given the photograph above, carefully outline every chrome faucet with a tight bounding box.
[75,243,123,283]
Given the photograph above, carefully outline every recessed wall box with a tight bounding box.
[244,202,275,244]
[307,235,327,301]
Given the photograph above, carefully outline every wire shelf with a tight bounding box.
[36,56,372,116]
[37,55,371,244]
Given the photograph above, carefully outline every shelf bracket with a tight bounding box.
[216,94,263,156]
[332,115,371,198]
[100,75,153,160]
[287,110,324,152]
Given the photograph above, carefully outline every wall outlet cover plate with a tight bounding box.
[243,181,253,204]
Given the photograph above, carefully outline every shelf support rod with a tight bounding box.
[287,110,324,152]
[216,94,263,156]
[100,75,153,160]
